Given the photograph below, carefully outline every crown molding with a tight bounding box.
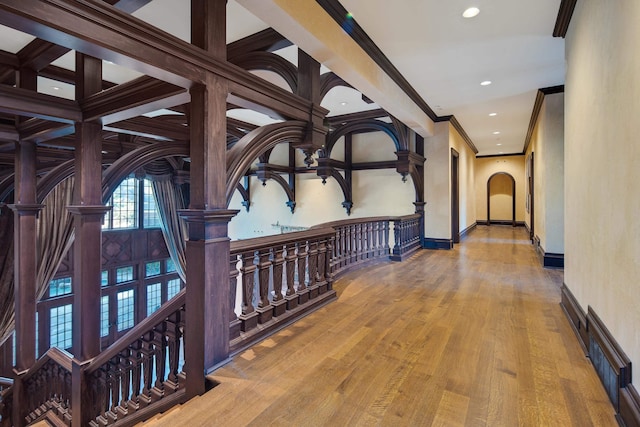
[522,85,564,154]
[553,0,577,38]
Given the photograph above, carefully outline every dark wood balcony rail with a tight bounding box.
[390,213,422,261]
[3,215,422,426]
[6,347,73,426]
[0,377,13,427]
[313,213,423,274]
[82,288,186,427]
[229,227,336,354]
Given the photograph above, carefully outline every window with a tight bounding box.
[49,277,72,297]
[50,304,72,350]
[103,177,162,230]
[143,180,161,228]
[167,278,181,300]
[166,258,176,273]
[147,283,161,315]
[101,270,109,287]
[116,266,134,283]
[100,296,109,337]
[110,177,138,229]
[146,261,161,277]
[117,290,135,331]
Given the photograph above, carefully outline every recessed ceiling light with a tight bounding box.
[462,7,480,18]
[493,131,501,135]
[52,86,60,91]
[496,143,502,146]
[499,151,504,154]
[340,101,348,106]
[489,112,497,116]
[480,80,492,86]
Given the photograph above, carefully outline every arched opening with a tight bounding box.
[487,172,516,226]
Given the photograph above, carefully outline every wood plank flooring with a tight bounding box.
[141,226,616,426]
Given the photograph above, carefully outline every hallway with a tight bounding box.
[142,226,616,426]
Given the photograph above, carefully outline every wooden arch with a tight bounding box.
[102,141,189,202]
[226,120,307,205]
[230,51,298,93]
[486,172,516,226]
[319,72,352,100]
[323,119,401,158]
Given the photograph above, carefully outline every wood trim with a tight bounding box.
[542,252,564,268]
[477,220,526,227]
[326,108,387,127]
[560,283,588,354]
[459,222,477,239]
[437,115,478,154]
[422,238,453,250]
[619,384,640,427]
[315,0,437,121]
[522,85,564,154]
[587,306,632,412]
[553,0,578,38]
[227,28,291,61]
[476,153,526,159]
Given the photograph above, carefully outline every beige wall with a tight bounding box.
[475,156,525,223]
[525,92,565,254]
[489,174,513,221]
[565,0,640,384]
[449,124,476,234]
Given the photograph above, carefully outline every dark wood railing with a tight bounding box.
[82,289,186,427]
[4,214,423,426]
[9,347,73,426]
[229,227,336,354]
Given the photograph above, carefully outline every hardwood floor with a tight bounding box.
[142,226,616,426]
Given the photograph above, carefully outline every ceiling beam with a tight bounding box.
[17,118,75,143]
[0,124,18,142]
[0,85,80,123]
[0,50,18,68]
[0,0,320,122]
[227,28,292,61]
[104,116,189,141]
[81,76,189,124]
[40,64,117,90]
[326,108,387,127]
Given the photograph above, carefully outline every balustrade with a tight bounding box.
[5,214,422,426]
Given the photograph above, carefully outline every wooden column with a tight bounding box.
[295,49,326,164]
[68,54,108,361]
[182,0,237,399]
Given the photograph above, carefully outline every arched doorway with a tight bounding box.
[487,172,516,226]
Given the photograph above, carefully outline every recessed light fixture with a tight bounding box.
[493,131,501,135]
[462,7,480,18]
[480,80,492,86]
[340,101,348,106]
[489,112,497,116]
[499,151,504,154]
[497,143,502,146]
[52,86,60,91]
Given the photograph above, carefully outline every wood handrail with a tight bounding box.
[230,227,335,254]
[311,213,421,230]
[21,347,73,382]
[87,288,186,374]
[0,376,12,387]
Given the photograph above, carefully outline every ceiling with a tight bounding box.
[0,0,565,156]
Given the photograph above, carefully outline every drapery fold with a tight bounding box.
[0,177,75,348]
[0,204,14,347]
[149,175,188,283]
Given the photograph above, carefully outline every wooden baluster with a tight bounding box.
[152,329,167,402]
[296,241,309,304]
[239,251,258,332]
[165,313,180,395]
[129,341,142,412]
[307,239,319,299]
[373,221,381,257]
[316,238,327,294]
[139,334,153,407]
[325,236,334,290]
[271,246,286,317]
[338,227,345,268]
[284,244,298,310]
[229,254,241,340]
[255,248,273,324]
[178,307,186,386]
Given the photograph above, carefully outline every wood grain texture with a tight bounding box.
[140,226,617,426]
